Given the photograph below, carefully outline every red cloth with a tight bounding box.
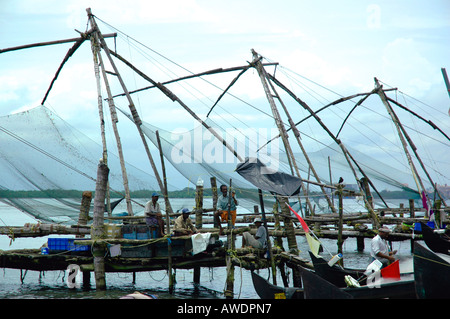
[287,204,310,233]
[381,260,400,280]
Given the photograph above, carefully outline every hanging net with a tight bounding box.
[0,106,160,224]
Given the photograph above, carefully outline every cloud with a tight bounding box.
[381,38,440,97]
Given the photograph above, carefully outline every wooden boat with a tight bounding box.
[251,271,303,299]
[414,242,450,299]
[298,265,416,299]
[308,251,367,287]
[419,222,450,255]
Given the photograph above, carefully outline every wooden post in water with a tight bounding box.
[195,179,204,230]
[92,161,109,290]
[77,191,92,238]
[193,178,204,290]
[211,177,218,228]
[409,199,415,252]
[336,183,344,266]
[278,195,302,287]
[258,189,277,285]
[155,130,175,293]
[224,179,235,299]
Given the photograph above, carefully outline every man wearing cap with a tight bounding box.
[173,208,198,236]
[145,192,165,237]
[242,218,267,249]
[370,227,397,267]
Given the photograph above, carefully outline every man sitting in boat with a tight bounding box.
[173,208,198,236]
[214,184,238,235]
[370,227,397,268]
[145,192,165,237]
[242,218,267,249]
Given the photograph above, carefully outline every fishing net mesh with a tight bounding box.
[0,106,158,224]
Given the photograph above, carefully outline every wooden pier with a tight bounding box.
[1,174,447,298]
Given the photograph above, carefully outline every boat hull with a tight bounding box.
[251,271,303,299]
[419,222,450,255]
[308,251,366,287]
[414,242,450,299]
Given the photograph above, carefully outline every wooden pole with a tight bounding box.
[375,78,432,215]
[195,179,204,229]
[88,25,133,216]
[87,8,173,216]
[258,189,277,285]
[76,191,92,238]
[211,177,218,228]
[277,195,302,287]
[251,49,315,215]
[155,130,174,293]
[0,32,116,54]
[225,179,235,299]
[92,161,109,290]
[90,35,111,216]
[267,73,381,228]
[266,69,337,214]
[107,49,244,163]
[337,183,344,266]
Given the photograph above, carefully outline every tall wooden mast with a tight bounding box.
[251,49,315,215]
[375,78,435,215]
[87,8,175,215]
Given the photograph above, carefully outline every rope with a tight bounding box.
[413,253,450,268]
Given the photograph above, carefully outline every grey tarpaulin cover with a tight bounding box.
[235,157,303,196]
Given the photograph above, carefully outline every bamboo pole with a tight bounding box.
[251,49,315,215]
[374,78,432,215]
[92,161,109,290]
[90,35,111,216]
[107,49,244,163]
[41,37,85,105]
[87,24,133,216]
[0,32,117,54]
[336,183,344,266]
[112,63,278,99]
[87,11,173,216]
[155,130,174,293]
[266,69,336,214]
[268,74,381,228]
[258,189,277,285]
[225,179,235,299]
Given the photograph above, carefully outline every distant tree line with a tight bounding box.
[0,187,426,200]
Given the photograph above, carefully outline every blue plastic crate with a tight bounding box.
[48,238,90,252]
[122,225,137,239]
[67,239,90,251]
[48,238,69,251]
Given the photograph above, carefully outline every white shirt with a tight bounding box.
[370,234,390,261]
[145,201,160,216]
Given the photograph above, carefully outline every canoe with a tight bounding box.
[419,222,450,255]
[308,251,366,287]
[298,266,416,299]
[251,265,416,299]
[414,242,450,299]
[251,271,303,299]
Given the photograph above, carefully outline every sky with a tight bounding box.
[1,0,449,192]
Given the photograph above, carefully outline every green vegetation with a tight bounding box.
[0,187,424,200]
